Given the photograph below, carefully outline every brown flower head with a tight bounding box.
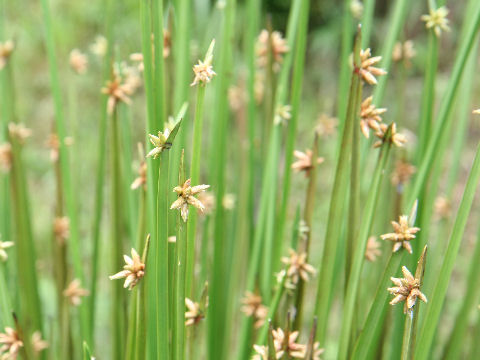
[0,235,14,262]
[31,331,48,355]
[185,298,205,326]
[373,123,407,148]
[252,344,271,360]
[0,327,23,359]
[292,150,324,176]
[69,49,88,74]
[421,6,450,37]
[391,159,416,188]
[241,292,268,329]
[365,236,381,262]
[191,40,216,86]
[0,143,12,173]
[388,265,427,313]
[381,215,420,253]
[196,191,215,215]
[170,179,210,222]
[0,40,14,70]
[281,248,316,285]
[434,196,451,219]
[131,161,147,190]
[315,114,338,137]
[256,30,289,71]
[101,73,133,115]
[90,35,107,57]
[360,96,387,138]
[357,48,387,85]
[392,40,416,67]
[63,279,90,306]
[54,216,70,244]
[272,328,306,359]
[109,248,145,290]
[8,123,31,144]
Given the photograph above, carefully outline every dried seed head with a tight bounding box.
[391,159,416,188]
[54,216,70,244]
[392,40,416,67]
[0,40,14,70]
[256,30,289,72]
[388,266,427,313]
[272,328,306,359]
[0,235,14,262]
[381,215,420,253]
[434,196,451,219]
[357,48,387,85]
[69,49,88,74]
[191,40,216,86]
[101,72,133,115]
[365,236,382,262]
[241,292,268,329]
[360,96,387,138]
[373,123,407,148]
[196,191,216,215]
[291,150,324,176]
[315,114,338,137]
[421,6,450,37]
[281,248,317,286]
[8,123,32,144]
[0,143,12,173]
[170,179,210,222]
[131,161,147,190]
[0,327,23,359]
[90,35,108,57]
[185,298,205,326]
[31,331,48,355]
[63,279,90,306]
[109,248,146,290]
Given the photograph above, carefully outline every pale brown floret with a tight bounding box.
[0,143,12,173]
[191,60,216,86]
[241,292,268,329]
[69,49,88,74]
[8,123,31,144]
[381,215,420,253]
[256,30,289,71]
[0,40,14,70]
[358,48,387,85]
[391,159,416,187]
[196,191,215,215]
[281,248,316,285]
[0,327,23,359]
[312,342,325,360]
[101,74,133,115]
[421,6,450,37]
[109,248,145,290]
[388,266,427,313]
[54,216,70,244]
[90,35,107,57]
[392,40,416,67]
[315,114,338,137]
[131,161,147,190]
[252,344,271,360]
[291,150,324,176]
[31,331,48,355]
[272,328,306,359]
[0,236,14,262]
[365,236,382,262]
[434,196,451,219]
[146,128,171,159]
[185,298,205,326]
[63,279,90,306]
[360,96,387,138]
[373,123,407,148]
[170,179,210,222]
